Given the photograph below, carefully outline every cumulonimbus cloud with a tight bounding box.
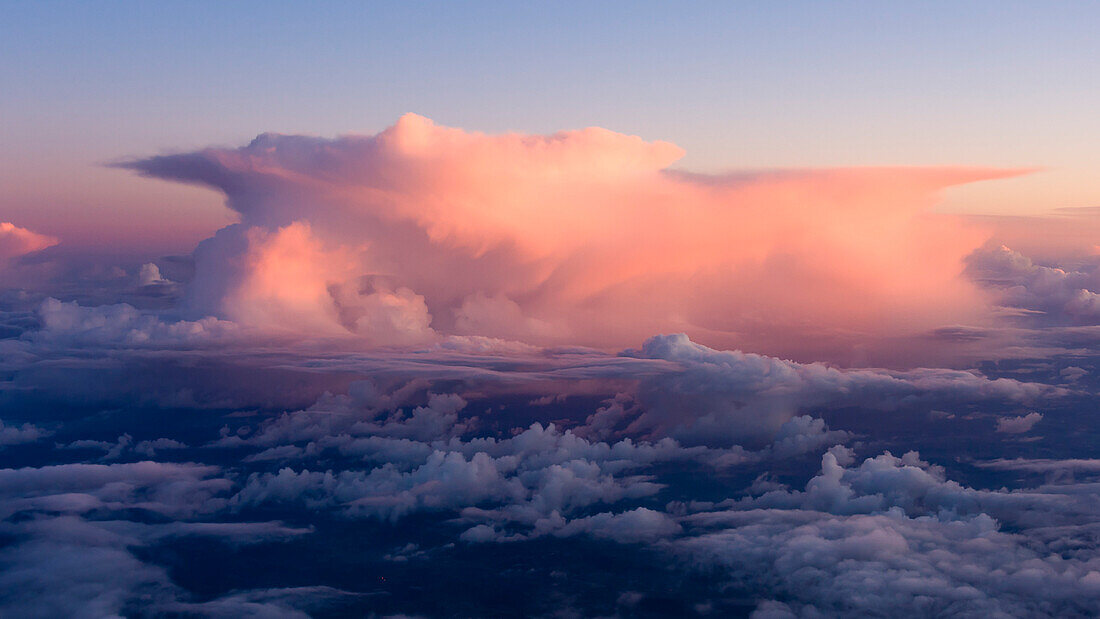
[123,114,1024,354]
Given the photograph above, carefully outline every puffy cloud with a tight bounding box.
[137,262,169,286]
[766,415,850,459]
[133,437,188,457]
[228,416,707,525]
[232,452,527,521]
[31,297,239,347]
[215,379,780,537]
[610,334,1053,446]
[508,506,682,544]
[1061,366,1088,382]
[674,450,1100,616]
[679,509,1100,617]
[966,243,1100,325]
[122,115,1019,356]
[182,221,436,343]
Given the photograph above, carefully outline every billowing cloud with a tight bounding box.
[674,450,1100,617]
[0,419,50,446]
[966,243,1100,325]
[32,297,239,347]
[122,115,1022,356]
[602,334,1053,446]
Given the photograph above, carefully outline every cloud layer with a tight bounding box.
[0,291,1097,616]
[4,116,1099,616]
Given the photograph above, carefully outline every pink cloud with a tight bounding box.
[0,222,57,262]
[124,115,1026,357]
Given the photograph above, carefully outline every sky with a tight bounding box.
[3,1,1100,252]
[4,3,1100,617]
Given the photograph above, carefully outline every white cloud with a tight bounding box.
[33,298,239,347]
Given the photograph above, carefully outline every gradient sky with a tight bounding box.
[3,1,1100,252]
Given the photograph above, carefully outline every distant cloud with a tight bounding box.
[965,243,1100,325]
[609,334,1053,446]
[0,222,57,263]
[976,457,1100,474]
[32,297,238,347]
[674,449,1100,616]
[996,411,1043,433]
[137,262,169,286]
[0,419,50,446]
